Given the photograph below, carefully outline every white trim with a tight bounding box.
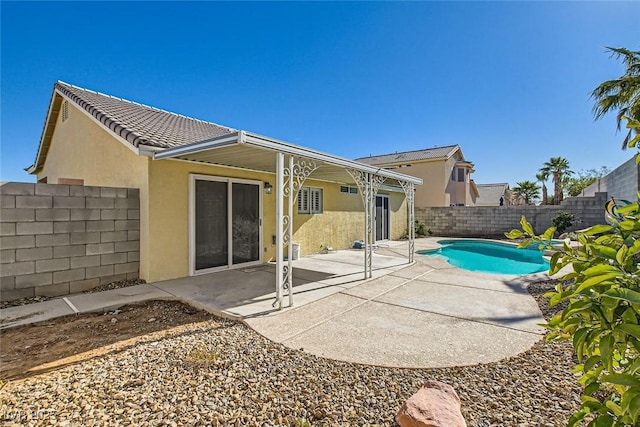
[161,156,353,186]
[26,89,59,173]
[246,133,422,184]
[154,130,422,185]
[189,173,263,276]
[155,133,241,159]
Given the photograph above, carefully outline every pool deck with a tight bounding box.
[246,238,551,368]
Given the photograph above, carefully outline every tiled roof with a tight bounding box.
[476,183,509,206]
[354,145,459,165]
[55,81,235,148]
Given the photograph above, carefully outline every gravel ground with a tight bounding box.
[0,279,581,426]
[0,279,145,309]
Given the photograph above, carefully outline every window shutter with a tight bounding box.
[298,188,309,214]
[311,188,323,213]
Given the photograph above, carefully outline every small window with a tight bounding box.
[340,185,358,194]
[298,187,323,214]
[458,168,465,182]
[451,168,456,181]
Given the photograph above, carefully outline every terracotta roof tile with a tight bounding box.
[55,81,235,148]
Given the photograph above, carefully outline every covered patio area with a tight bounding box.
[154,130,422,310]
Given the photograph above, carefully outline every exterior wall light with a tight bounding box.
[264,182,273,194]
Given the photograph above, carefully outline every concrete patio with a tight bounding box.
[1,238,549,368]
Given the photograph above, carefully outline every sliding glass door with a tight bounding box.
[375,195,390,241]
[191,175,262,274]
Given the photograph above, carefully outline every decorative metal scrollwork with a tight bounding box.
[399,180,416,262]
[369,174,386,197]
[282,215,291,245]
[284,158,318,200]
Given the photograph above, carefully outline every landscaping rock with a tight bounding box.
[396,380,466,427]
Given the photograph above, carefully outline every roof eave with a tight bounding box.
[28,87,63,175]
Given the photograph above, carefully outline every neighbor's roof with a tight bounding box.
[355,145,460,165]
[476,183,510,206]
[28,81,236,173]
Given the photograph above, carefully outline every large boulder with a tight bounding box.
[396,380,466,427]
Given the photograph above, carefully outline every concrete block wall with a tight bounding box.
[416,192,608,238]
[580,155,639,201]
[0,182,140,301]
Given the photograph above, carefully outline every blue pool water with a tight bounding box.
[418,240,549,275]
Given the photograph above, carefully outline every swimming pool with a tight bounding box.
[418,239,549,275]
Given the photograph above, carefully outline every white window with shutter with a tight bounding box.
[298,187,323,214]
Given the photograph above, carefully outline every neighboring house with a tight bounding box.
[26,82,421,289]
[476,183,512,206]
[579,155,639,201]
[355,145,478,207]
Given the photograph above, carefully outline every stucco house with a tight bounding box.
[476,183,512,206]
[27,81,421,306]
[355,145,478,207]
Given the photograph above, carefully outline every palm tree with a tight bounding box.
[512,180,540,205]
[591,47,640,149]
[541,157,573,205]
[536,171,549,205]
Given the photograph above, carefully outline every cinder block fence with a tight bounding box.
[416,192,609,238]
[0,182,140,301]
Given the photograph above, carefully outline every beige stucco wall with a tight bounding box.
[374,153,478,208]
[146,160,408,282]
[146,159,276,282]
[36,100,149,188]
[35,100,151,279]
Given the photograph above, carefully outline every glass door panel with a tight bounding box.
[375,195,390,241]
[195,180,228,270]
[232,183,260,265]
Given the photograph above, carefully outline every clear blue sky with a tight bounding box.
[1,1,639,187]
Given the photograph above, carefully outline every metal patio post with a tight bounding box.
[287,155,294,307]
[275,152,284,309]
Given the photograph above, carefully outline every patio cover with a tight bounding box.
[154,130,422,309]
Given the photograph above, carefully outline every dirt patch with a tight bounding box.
[0,300,214,381]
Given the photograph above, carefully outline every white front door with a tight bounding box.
[190,174,263,275]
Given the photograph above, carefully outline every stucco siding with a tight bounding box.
[146,159,275,282]
[144,160,408,282]
[37,102,148,189]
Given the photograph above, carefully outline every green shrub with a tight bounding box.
[415,221,430,237]
[507,213,640,427]
[552,210,575,235]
